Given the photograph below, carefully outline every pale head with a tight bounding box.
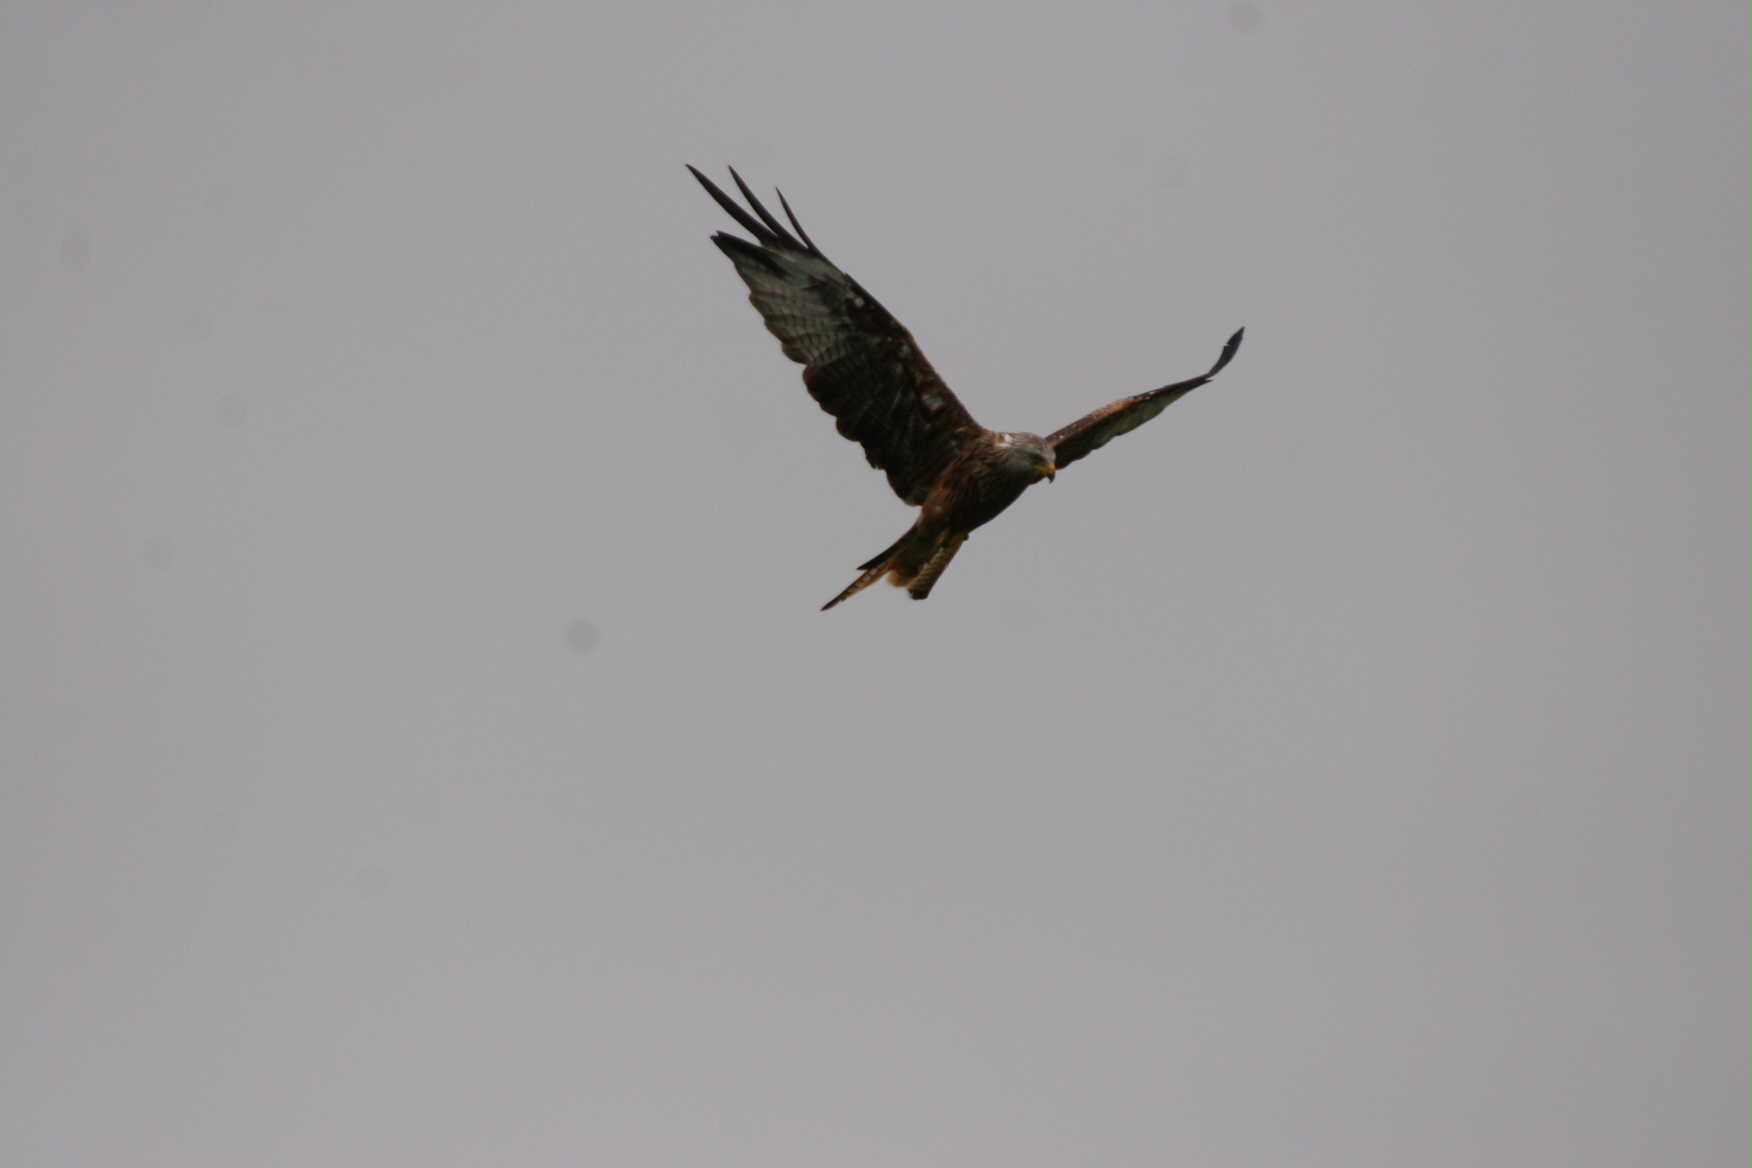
[997,431,1057,482]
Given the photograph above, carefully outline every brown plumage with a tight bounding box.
[691,166,1243,609]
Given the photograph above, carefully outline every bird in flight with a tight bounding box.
[691,166,1243,610]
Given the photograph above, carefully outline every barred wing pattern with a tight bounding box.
[690,166,981,506]
[1047,328,1245,470]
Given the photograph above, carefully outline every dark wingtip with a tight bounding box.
[711,232,786,273]
[691,165,783,247]
[728,168,805,250]
[775,187,819,254]
[1210,327,1244,376]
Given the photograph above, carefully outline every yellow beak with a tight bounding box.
[1042,463,1057,482]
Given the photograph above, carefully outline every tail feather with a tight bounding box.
[906,533,966,600]
[856,531,909,572]
[821,558,894,610]
[822,528,969,610]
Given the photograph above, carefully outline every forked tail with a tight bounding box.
[820,529,966,610]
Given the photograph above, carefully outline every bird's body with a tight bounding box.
[827,429,1059,608]
[690,166,1243,609]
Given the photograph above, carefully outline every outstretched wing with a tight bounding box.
[1046,328,1244,470]
[691,166,981,506]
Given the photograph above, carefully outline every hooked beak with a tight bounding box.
[1043,463,1056,483]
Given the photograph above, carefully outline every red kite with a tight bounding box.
[692,166,1243,609]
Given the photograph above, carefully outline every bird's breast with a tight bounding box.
[924,450,1038,535]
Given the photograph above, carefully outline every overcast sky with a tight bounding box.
[3,3,1747,1165]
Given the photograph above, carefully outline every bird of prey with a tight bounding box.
[691,166,1243,610]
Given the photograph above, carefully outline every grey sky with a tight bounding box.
[3,3,1747,1165]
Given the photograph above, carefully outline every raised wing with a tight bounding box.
[1046,328,1244,470]
[691,166,981,506]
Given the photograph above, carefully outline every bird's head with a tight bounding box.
[1007,433,1057,483]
